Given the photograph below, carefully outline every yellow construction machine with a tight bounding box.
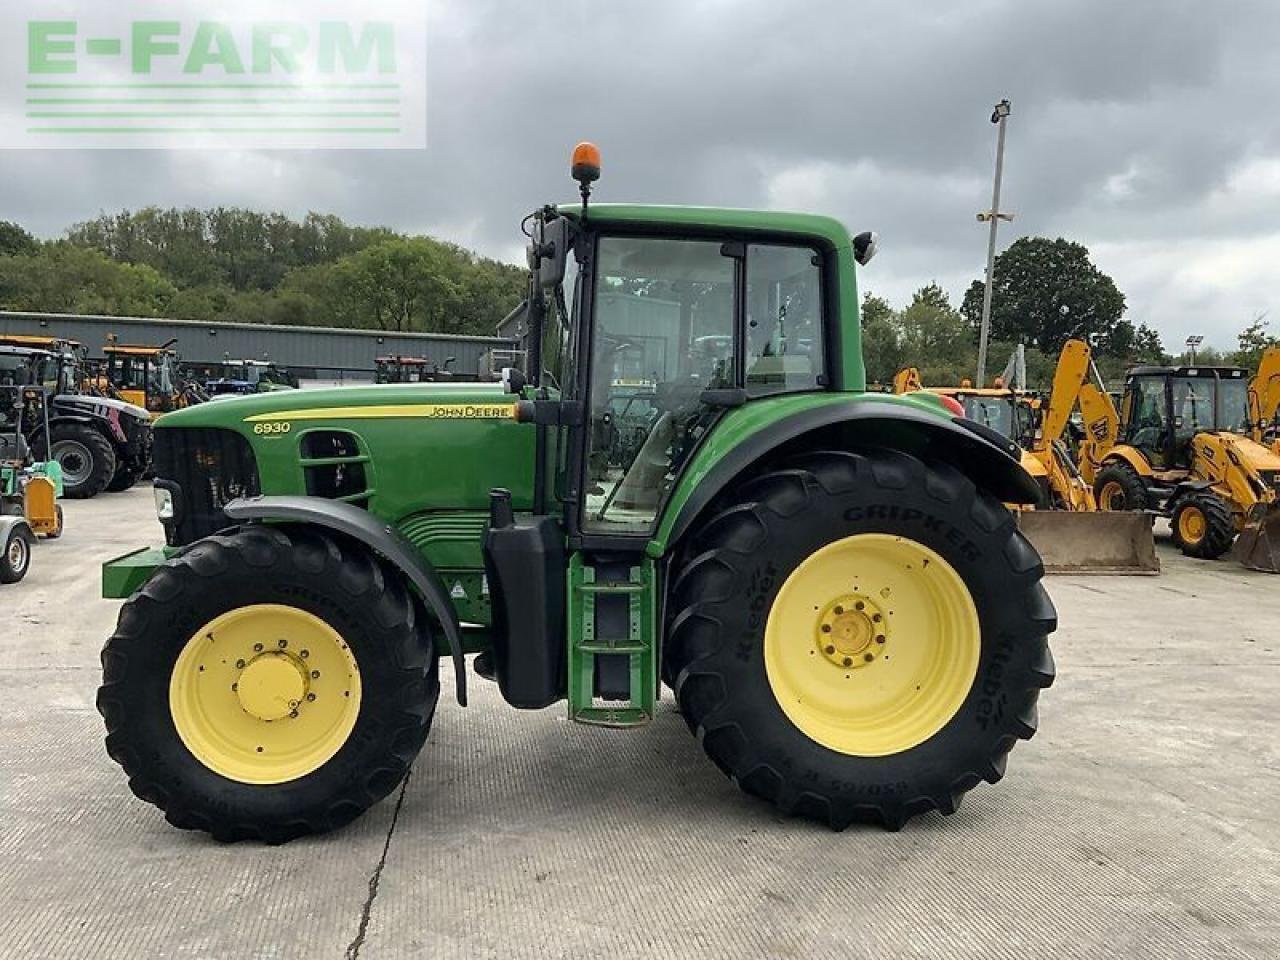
[1080,354,1280,572]
[102,338,208,413]
[893,358,1157,572]
[1249,346,1280,453]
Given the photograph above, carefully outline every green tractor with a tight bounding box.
[98,145,1056,842]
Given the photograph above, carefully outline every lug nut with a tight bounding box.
[821,624,831,633]
[278,639,288,649]
[300,650,309,659]
[864,653,874,662]
[875,635,886,644]
[311,670,320,679]
[842,656,853,667]
[872,613,882,623]
[855,601,864,611]
[235,659,245,669]
[289,710,299,719]
[306,693,316,702]
[253,643,263,652]
[833,605,843,615]
[825,645,836,655]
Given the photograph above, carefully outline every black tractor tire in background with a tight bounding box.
[97,525,439,843]
[1170,492,1236,560]
[1094,462,1149,512]
[106,463,141,493]
[49,424,117,500]
[664,449,1056,831]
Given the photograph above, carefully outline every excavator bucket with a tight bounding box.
[1016,510,1159,575]
[1233,502,1280,573]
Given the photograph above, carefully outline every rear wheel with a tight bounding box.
[665,450,1056,830]
[1094,462,1148,512]
[1,523,33,583]
[1171,492,1235,560]
[97,525,438,843]
[49,424,116,500]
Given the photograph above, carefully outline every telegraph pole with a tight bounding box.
[976,99,1013,387]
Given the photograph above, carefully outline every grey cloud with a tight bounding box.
[2,0,1279,348]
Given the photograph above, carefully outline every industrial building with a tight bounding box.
[0,310,517,382]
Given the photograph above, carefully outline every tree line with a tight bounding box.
[0,208,525,337]
[862,236,1275,389]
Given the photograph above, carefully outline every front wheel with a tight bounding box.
[97,525,439,843]
[1,522,34,583]
[665,450,1056,830]
[1171,492,1235,560]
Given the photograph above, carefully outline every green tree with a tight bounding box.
[1233,315,1275,369]
[0,221,37,258]
[0,243,175,316]
[859,292,901,385]
[961,237,1129,356]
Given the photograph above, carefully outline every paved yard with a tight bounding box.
[1,487,1277,959]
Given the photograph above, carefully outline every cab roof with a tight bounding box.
[1127,365,1247,379]
[104,345,174,356]
[557,204,855,249]
[0,345,52,359]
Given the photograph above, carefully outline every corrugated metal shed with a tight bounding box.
[0,310,517,379]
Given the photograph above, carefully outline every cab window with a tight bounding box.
[745,245,824,396]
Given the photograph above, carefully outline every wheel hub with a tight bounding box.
[236,653,309,721]
[816,595,887,669]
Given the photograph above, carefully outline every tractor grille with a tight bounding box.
[153,426,260,546]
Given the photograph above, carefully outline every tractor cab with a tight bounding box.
[103,340,190,412]
[206,359,298,396]
[1119,365,1251,470]
[375,356,453,384]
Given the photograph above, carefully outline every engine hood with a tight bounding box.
[156,381,512,430]
[58,394,150,422]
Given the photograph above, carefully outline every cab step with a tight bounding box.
[566,554,656,728]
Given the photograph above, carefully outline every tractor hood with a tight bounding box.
[58,393,150,423]
[156,381,512,430]
[1219,432,1280,472]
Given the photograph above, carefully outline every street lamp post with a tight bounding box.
[1185,335,1204,365]
[976,98,1014,388]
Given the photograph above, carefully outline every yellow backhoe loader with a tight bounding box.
[893,359,1157,573]
[1081,356,1280,572]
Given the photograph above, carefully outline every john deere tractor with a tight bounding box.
[98,144,1056,842]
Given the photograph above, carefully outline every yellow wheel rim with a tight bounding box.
[1178,506,1206,544]
[764,534,981,757]
[169,604,362,784]
[1099,481,1125,511]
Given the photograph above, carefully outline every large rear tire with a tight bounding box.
[664,449,1056,830]
[49,424,116,500]
[97,525,438,843]
[1170,492,1235,560]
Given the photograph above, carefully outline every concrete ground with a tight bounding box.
[1,487,1277,960]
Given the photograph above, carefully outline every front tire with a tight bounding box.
[97,525,439,843]
[665,450,1056,830]
[50,424,117,499]
[1,523,34,583]
[105,463,140,492]
[1171,492,1235,560]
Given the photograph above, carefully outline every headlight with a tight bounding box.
[153,485,174,521]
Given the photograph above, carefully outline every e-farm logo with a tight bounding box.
[4,2,426,149]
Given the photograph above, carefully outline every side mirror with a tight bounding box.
[853,231,879,266]
[537,217,573,289]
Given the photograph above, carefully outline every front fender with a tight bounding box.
[650,393,1039,556]
[224,495,468,706]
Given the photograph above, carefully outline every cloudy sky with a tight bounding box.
[2,0,1277,350]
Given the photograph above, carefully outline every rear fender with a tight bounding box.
[1101,446,1154,477]
[653,396,1040,555]
[223,495,469,706]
